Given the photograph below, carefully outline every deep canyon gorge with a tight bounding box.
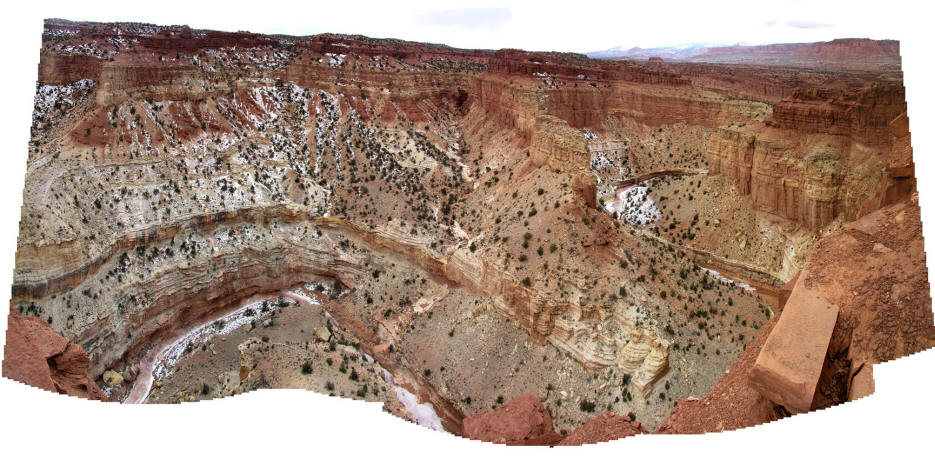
[3,19,934,445]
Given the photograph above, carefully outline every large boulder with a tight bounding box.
[2,308,107,400]
[462,392,562,445]
[102,370,124,387]
[748,281,839,413]
[748,195,935,413]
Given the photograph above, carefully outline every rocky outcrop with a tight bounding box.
[138,27,276,54]
[95,61,199,106]
[551,318,669,398]
[530,115,589,170]
[487,49,689,85]
[748,282,839,413]
[473,48,769,138]
[558,413,645,445]
[748,195,934,412]
[37,51,103,84]
[529,115,598,208]
[442,248,669,394]
[462,392,562,445]
[2,308,107,400]
[771,84,907,146]
[708,83,912,231]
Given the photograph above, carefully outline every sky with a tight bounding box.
[26,0,920,53]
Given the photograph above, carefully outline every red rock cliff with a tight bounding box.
[708,82,912,231]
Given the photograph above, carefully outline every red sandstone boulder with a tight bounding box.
[559,412,645,445]
[756,196,933,411]
[748,281,839,413]
[2,308,107,400]
[462,392,562,445]
[777,271,799,310]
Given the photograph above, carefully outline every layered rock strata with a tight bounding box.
[9,20,926,441]
[707,83,913,231]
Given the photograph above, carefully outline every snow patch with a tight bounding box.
[702,267,756,292]
[605,185,660,226]
[381,369,444,432]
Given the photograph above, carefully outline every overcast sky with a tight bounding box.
[29,0,919,53]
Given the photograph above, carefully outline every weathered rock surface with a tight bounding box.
[749,195,933,412]
[2,308,106,400]
[558,412,645,445]
[808,195,935,368]
[708,83,913,231]
[748,283,838,413]
[462,392,562,445]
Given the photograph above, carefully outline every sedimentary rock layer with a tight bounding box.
[707,83,913,231]
[12,21,924,437]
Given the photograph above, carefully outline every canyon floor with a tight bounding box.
[3,19,933,445]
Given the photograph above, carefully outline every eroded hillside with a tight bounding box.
[5,19,930,439]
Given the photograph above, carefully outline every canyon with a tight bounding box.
[3,19,932,444]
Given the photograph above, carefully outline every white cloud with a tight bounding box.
[417,8,511,30]
[785,20,834,29]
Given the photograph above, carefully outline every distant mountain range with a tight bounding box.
[587,38,901,71]
[588,42,736,61]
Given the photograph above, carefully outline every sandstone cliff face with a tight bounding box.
[708,83,912,231]
[664,62,894,103]
[471,48,770,142]
[95,61,201,106]
[691,38,901,71]
[596,38,901,73]
[771,84,907,146]
[530,115,589,170]
[3,308,107,400]
[37,50,103,84]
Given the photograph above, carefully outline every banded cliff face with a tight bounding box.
[707,82,912,231]
[473,49,770,141]
[11,19,916,436]
[21,20,741,401]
